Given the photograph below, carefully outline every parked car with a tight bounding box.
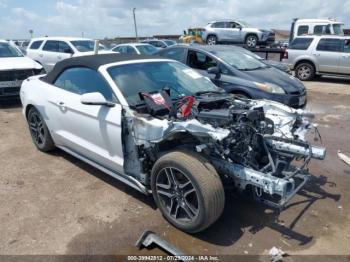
[157,45,307,108]
[26,37,114,72]
[290,18,344,42]
[0,40,43,100]
[283,35,350,80]
[202,20,275,47]
[141,39,176,49]
[20,54,325,233]
[111,43,158,55]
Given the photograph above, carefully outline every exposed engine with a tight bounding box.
[125,91,326,209]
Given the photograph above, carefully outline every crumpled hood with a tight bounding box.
[241,67,305,94]
[0,56,42,71]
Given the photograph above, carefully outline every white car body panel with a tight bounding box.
[0,56,42,71]
[20,58,325,207]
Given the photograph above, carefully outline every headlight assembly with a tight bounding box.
[254,82,286,94]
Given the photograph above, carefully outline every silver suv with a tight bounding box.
[283,35,350,80]
[202,20,275,47]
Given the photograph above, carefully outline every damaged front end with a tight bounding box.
[124,93,326,210]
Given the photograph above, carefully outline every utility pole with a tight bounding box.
[133,8,138,42]
[29,29,33,39]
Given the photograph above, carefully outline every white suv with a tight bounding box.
[283,35,350,80]
[26,37,112,72]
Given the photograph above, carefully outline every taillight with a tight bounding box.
[283,51,288,59]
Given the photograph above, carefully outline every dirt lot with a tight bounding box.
[0,77,350,259]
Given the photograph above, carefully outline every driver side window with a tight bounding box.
[54,67,117,102]
[187,50,217,70]
[58,41,73,54]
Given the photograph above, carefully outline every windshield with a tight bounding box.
[212,50,268,70]
[70,40,105,52]
[108,61,223,106]
[0,42,23,57]
[136,45,158,55]
[164,40,177,46]
[333,24,344,35]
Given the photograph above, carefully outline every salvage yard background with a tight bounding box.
[0,78,350,256]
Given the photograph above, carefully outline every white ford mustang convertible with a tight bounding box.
[20,54,326,233]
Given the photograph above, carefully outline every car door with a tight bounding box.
[57,41,74,62]
[26,40,44,62]
[186,50,224,86]
[338,39,350,74]
[225,22,241,42]
[186,50,245,89]
[314,38,342,73]
[41,40,60,71]
[211,22,226,41]
[46,67,124,173]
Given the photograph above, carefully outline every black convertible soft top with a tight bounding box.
[42,53,162,84]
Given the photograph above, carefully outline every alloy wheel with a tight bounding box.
[207,36,217,45]
[29,112,46,146]
[155,167,199,222]
[246,36,257,47]
[297,65,311,80]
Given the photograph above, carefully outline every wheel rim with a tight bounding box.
[298,65,311,80]
[29,112,45,146]
[247,36,257,47]
[207,36,216,45]
[156,167,199,223]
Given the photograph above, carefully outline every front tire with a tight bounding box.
[27,107,55,152]
[245,35,258,48]
[151,151,225,233]
[206,35,217,45]
[295,62,315,81]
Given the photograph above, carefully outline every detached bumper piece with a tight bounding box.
[136,230,191,261]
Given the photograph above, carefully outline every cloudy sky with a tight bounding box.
[0,0,349,39]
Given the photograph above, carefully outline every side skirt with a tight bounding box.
[57,146,151,195]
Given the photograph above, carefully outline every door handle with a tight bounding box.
[313,53,320,57]
[57,101,67,111]
[57,56,62,59]
[39,54,43,57]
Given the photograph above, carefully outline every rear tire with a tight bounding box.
[151,151,225,233]
[206,35,217,45]
[27,107,55,152]
[295,62,315,81]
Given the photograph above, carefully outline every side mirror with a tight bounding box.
[238,26,242,31]
[80,92,114,107]
[207,66,221,79]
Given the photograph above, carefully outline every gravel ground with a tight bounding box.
[0,77,349,259]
